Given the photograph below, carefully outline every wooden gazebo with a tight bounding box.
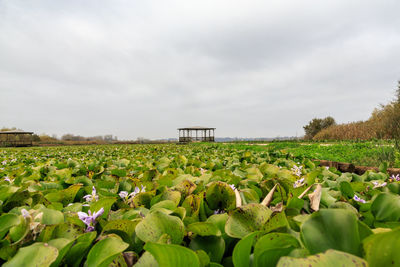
[178,127,215,143]
[0,131,34,147]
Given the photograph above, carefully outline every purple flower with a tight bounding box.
[391,174,400,181]
[213,209,225,215]
[291,165,303,177]
[372,181,387,189]
[229,184,236,191]
[21,209,30,219]
[293,178,305,188]
[77,207,104,232]
[353,195,366,204]
[83,186,99,202]
[119,191,129,199]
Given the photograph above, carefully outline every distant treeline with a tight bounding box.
[303,81,400,143]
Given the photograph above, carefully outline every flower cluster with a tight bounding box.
[293,178,305,188]
[77,208,104,232]
[291,165,303,177]
[353,195,366,204]
[119,185,146,203]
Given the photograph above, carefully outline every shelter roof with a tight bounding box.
[177,126,215,130]
[0,131,34,134]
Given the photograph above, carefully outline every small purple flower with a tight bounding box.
[372,181,387,189]
[83,186,99,202]
[213,209,225,215]
[291,165,303,177]
[293,178,305,188]
[77,207,104,232]
[229,184,236,191]
[391,174,400,182]
[21,209,30,219]
[353,195,366,204]
[119,191,129,199]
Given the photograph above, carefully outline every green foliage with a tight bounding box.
[0,143,398,265]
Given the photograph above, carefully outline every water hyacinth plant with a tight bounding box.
[0,143,400,267]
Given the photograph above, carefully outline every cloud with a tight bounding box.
[1,0,399,139]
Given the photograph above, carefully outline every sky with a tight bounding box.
[1,0,400,140]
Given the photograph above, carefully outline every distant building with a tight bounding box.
[178,126,215,143]
[0,131,33,147]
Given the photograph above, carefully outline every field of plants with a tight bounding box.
[0,143,399,266]
[228,140,400,168]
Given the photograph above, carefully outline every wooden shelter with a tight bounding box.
[178,127,215,143]
[0,131,34,147]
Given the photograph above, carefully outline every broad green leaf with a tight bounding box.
[187,222,221,236]
[206,182,236,211]
[65,231,97,267]
[363,228,400,267]
[225,204,272,238]
[135,210,184,244]
[0,213,20,239]
[144,242,200,267]
[254,233,300,267]
[371,192,400,222]
[89,197,117,219]
[232,231,261,267]
[277,249,367,267]
[3,242,58,267]
[189,235,225,263]
[301,209,362,256]
[40,207,64,225]
[48,238,75,267]
[86,235,129,267]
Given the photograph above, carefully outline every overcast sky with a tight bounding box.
[1,1,399,140]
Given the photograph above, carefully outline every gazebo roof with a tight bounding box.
[178,126,215,130]
[0,131,33,134]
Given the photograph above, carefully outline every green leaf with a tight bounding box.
[371,192,400,222]
[232,231,261,267]
[3,242,58,267]
[65,231,97,267]
[135,210,184,244]
[206,182,236,211]
[187,222,221,236]
[89,197,117,219]
[277,249,367,267]
[363,228,400,267]
[189,235,225,263]
[40,207,64,225]
[254,233,300,267]
[86,235,129,267]
[144,242,200,267]
[225,204,272,238]
[0,213,20,239]
[339,181,354,199]
[111,169,126,178]
[48,238,75,267]
[301,209,362,256]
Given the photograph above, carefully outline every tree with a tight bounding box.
[303,116,336,140]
